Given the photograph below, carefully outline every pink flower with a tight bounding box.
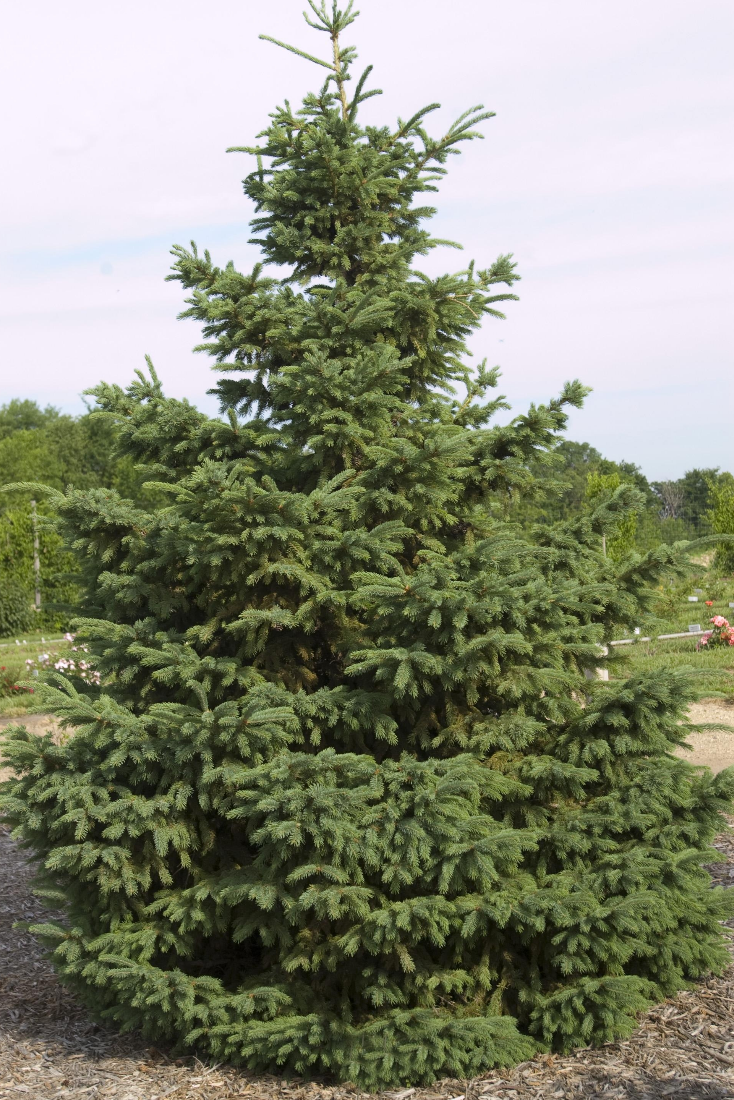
[711,616,728,628]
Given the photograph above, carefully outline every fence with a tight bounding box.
[634,515,715,553]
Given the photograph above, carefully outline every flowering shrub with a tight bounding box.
[697,616,734,650]
[24,633,101,686]
[0,666,34,698]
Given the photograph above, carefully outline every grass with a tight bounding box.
[611,577,734,700]
[612,636,734,698]
[0,631,67,648]
[629,598,734,642]
[0,635,73,717]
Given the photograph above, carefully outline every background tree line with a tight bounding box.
[508,438,734,564]
[0,398,158,634]
[1,398,733,636]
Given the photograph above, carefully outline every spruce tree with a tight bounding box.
[2,3,733,1089]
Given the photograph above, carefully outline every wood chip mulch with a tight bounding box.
[2,825,734,1100]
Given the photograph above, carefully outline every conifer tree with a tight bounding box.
[2,3,733,1089]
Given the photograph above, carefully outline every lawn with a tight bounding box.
[0,634,72,717]
[612,635,734,699]
[643,582,734,638]
[610,579,734,699]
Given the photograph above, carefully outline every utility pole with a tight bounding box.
[31,499,41,613]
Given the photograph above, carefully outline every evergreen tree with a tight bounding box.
[2,4,733,1088]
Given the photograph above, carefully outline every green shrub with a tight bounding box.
[0,578,34,638]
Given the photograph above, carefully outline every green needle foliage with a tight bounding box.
[2,3,733,1089]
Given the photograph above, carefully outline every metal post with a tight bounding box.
[31,499,41,613]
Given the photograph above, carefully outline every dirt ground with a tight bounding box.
[680,701,734,773]
[0,714,62,784]
[3,712,734,1098]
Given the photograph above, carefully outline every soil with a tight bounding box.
[679,701,734,773]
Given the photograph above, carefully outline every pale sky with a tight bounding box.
[1,0,732,479]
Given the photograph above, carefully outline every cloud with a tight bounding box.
[51,126,97,156]
[0,0,732,478]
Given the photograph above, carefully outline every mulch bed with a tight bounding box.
[1,827,734,1100]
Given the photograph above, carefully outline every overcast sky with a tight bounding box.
[1,0,732,479]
